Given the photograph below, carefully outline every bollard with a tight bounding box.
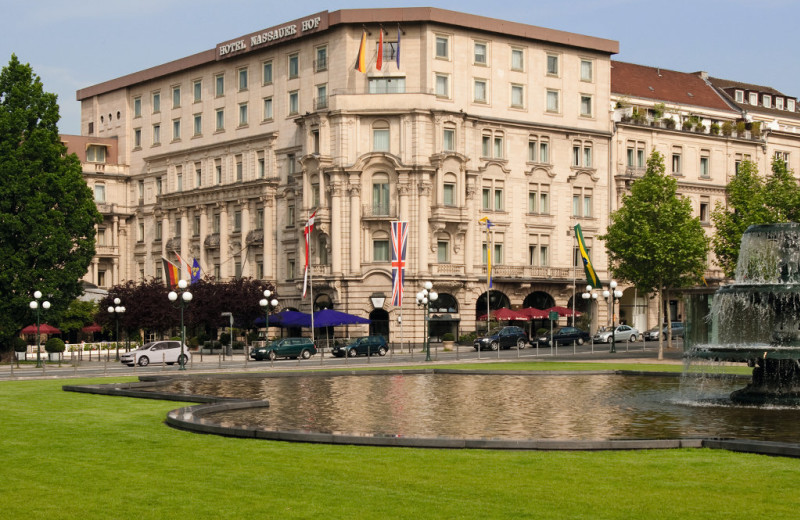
[218,353,222,369]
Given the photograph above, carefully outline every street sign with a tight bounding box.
[549,311,559,321]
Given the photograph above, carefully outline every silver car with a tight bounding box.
[120,340,191,367]
[593,325,640,343]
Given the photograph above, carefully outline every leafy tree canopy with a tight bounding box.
[600,150,709,293]
[712,157,800,278]
[0,54,101,341]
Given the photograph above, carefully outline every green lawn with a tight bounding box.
[0,371,795,519]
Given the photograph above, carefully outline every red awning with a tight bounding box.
[81,323,103,333]
[21,323,62,334]
[544,306,582,317]
[477,308,529,321]
[519,307,550,319]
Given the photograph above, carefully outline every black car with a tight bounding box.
[332,336,388,357]
[252,337,317,361]
[473,326,529,351]
[537,326,591,346]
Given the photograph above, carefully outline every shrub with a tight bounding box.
[187,336,199,348]
[233,340,245,349]
[682,120,693,131]
[735,121,747,135]
[710,122,720,135]
[442,332,455,342]
[45,338,65,353]
[13,337,27,352]
[721,121,733,136]
[458,332,477,344]
[662,118,676,129]
[750,121,762,138]
[219,332,231,345]
[695,123,706,133]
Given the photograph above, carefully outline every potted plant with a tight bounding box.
[735,121,747,137]
[442,332,455,351]
[45,337,65,361]
[709,122,720,135]
[662,117,676,129]
[750,121,762,139]
[13,337,27,361]
[682,120,694,131]
[721,121,733,136]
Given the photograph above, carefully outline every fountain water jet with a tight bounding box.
[688,223,800,404]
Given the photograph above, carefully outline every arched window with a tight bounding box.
[372,120,390,152]
[443,172,457,206]
[310,174,320,207]
[372,172,390,216]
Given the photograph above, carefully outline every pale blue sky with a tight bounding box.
[3,0,798,134]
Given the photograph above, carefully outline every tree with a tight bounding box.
[711,157,800,278]
[0,55,101,342]
[600,150,709,359]
[55,299,98,341]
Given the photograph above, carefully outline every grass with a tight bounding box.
[0,369,794,519]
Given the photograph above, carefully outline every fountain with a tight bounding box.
[688,223,800,404]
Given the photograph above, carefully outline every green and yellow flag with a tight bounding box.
[574,224,601,289]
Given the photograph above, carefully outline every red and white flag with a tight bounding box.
[302,210,317,298]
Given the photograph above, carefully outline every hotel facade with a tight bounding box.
[71,8,800,340]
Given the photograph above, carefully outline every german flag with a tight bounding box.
[354,31,366,73]
[162,257,180,288]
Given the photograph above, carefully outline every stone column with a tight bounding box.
[240,200,251,277]
[417,180,431,275]
[263,196,274,281]
[330,182,343,276]
[179,208,189,280]
[198,205,208,278]
[465,183,476,272]
[219,202,230,280]
[398,182,410,222]
[161,213,169,260]
[349,181,361,275]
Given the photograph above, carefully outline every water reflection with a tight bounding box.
[156,374,800,442]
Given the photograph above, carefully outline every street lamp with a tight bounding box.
[107,297,126,361]
[602,280,623,354]
[29,290,50,368]
[259,289,279,345]
[415,281,438,362]
[168,279,193,370]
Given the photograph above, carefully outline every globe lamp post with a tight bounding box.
[168,280,192,370]
[29,290,50,368]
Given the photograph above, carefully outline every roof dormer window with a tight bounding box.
[86,144,107,163]
[763,95,771,108]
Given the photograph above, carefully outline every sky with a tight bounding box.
[2,0,799,135]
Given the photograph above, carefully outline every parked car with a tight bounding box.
[120,340,190,367]
[537,326,591,346]
[252,337,317,361]
[645,322,685,341]
[594,325,640,343]
[473,326,529,351]
[331,336,388,358]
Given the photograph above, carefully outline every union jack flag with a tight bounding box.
[391,221,408,307]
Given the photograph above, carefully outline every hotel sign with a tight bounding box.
[216,11,329,59]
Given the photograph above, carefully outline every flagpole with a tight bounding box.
[308,211,315,349]
[486,225,490,340]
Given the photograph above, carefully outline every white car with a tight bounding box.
[120,341,191,367]
[593,325,640,343]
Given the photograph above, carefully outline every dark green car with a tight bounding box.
[253,337,317,361]
[331,336,388,357]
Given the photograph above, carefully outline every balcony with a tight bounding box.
[362,203,397,220]
[311,264,330,276]
[95,245,118,257]
[480,265,573,281]
[430,263,466,276]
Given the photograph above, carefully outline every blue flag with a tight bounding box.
[190,258,202,284]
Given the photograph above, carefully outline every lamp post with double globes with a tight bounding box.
[29,290,50,368]
[168,280,193,370]
[602,281,623,354]
[107,298,126,361]
[581,284,598,331]
[415,281,438,362]
[259,290,279,344]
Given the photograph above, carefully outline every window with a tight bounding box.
[156,177,162,196]
[176,171,183,192]
[215,74,224,96]
[369,77,406,94]
[435,35,449,59]
[287,204,295,226]
[155,221,162,241]
[481,179,504,210]
[546,54,559,76]
[511,48,524,71]
[435,74,449,98]
[539,140,549,163]
[152,91,160,113]
[481,130,504,159]
[749,92,758,105]
[86,145,106,163]
[789,99,796,112]
[572,187,593,217]
[213,213,221,233]
[172,86,180,108]
[474,79,487,103]
[672,148,682,174]
[637,148,645,168]
[286,259,295,279]
[215,161,222,184]
[580,94,593,117]
[94,184,105,203]
[316,84,327,109]
[193,80,202,102]
[193,114,202,136]
[580,59,593,82]
[511,84,524,108]
[239,103,248,126]
[528,183,550,214]
[256,208,264,230]
[572,142,592,167]
[215,109,224,131]
[482,135,490,158]
[133,96,141,117]
[700,151,710,178]
[372,121,390,152]
[373,238,390,262]
[311,175,320,206]
[193,215,200,236]
[311,129,320,154]
[372,173,390,215]
[138,180,144,200]
[482,242,503,266]
[288,53,299,79]
[777,98,785,110]
[234,210,242,232]
[236,155,243,181]
[195,163,202,187]
[152,124,160,145]
[137,221,144,243]
[700,198,710,223]
[546,90,559,113]
[175,217,181,237]
[315,46,327,72]
[263,97,273,120]
[134,128,141,148]
[437,240,450,263]
[287,154,296,175]
[775,151,790,162]
[288,91,299,115]
[258,154,266,178]
[443,126,455,151]
[494,135,504,158]
[529,235,550,266]
[238,68,248,90]
[262,61,273,84]
[474,42,487,65]
[443,173,457,206]
[172,119,181,140]
[735,90,744,103]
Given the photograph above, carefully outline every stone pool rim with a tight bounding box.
[62,368,800,458]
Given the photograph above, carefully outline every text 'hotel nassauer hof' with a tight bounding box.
[77,7,765,341]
